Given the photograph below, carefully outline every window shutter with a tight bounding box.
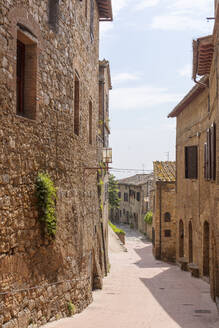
[207,128,211,180]
[211,123,216,180]
[90,0,94,40]
[185,146,198,179]
[185,147,188,178]
[204,142,207,179]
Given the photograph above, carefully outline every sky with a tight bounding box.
[99,0,215,178]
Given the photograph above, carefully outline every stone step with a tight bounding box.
[188,263,199,278]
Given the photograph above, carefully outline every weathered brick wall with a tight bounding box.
[152,182,176,262]
[0,0,106,326]
[175,45,219,300]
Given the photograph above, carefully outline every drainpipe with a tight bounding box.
[101,81,105,147]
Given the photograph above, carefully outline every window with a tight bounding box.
[137,192,140,201]
[164,230,171,237]
[123,209,125,215]
[164,212,171,222]
[89,101,92,144]
[74,74,80,136]
[204,124,216,180]
[85,0,88,18]
[118,192,121,199]
[48,0,59,32]
[90,0,94,41]
[185,146,198,179]
[16,27,37,119]
[124,193,128,202]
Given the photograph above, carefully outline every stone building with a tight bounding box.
[97,59,112,275]
[0,0,113,326]
[167,0,219,305]
[113,174,153,232]
[152,162,176,262]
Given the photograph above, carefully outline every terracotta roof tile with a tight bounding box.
[153,161,176,182]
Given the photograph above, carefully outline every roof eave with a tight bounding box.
[97,0,113,21]
[168,76,208,118]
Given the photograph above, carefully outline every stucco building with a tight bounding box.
[0,0,113,326]
[113,174,153,232]
[152,162,176,262]
[168,0,219,303]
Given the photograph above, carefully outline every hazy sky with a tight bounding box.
[99,0,214,178]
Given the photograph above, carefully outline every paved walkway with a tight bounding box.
[42,225,219,328]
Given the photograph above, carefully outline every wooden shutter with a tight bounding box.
[204,142,207,179]
[211,123,216,180]
[185,147,188,178]
[207,128,211,179]
[185,146,198,179]
[17,40,25,115]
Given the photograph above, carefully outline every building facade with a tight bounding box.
[152,162,176,262]
[114,174,153,232]
[168,1,219,303]
[0,0,112,326]
[97,59,112,276]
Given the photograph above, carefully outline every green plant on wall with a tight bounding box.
[108,221,125,235]
[108,174,120,209]
[144,211,153,225]
[67,302,76,316]
[35,172,57,238]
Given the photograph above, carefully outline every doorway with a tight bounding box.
[189,221,193,263]
[203,221,210,277]
[179,220,184,258]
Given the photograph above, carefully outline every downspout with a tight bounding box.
[101,81,105,147]
[159,182,162,259]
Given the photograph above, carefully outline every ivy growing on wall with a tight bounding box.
[144,211,153,225]
[35,172,57,238]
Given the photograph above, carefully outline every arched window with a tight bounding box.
[164,212,171,222]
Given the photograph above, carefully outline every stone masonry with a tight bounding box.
[152,162,176,262]
[168,1,219,303]
[0,0,112,327]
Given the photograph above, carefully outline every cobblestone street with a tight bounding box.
[42,226,219,328]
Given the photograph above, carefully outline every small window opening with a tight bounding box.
[164,230,171,237]
[74,74,80,136]
[48,0,59,32]
[164,212,171,222]
[16,28,37,119]
[85,0,88,18]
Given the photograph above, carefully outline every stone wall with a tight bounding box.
[152,182,176,262]
[175,52,219,301]
[0,0,107,326]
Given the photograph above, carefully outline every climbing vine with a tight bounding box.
[144,211,153,225]
[35,172,57,238]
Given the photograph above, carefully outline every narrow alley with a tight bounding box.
[42,226,219,328]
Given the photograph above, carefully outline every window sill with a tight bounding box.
[15,114,37,123]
